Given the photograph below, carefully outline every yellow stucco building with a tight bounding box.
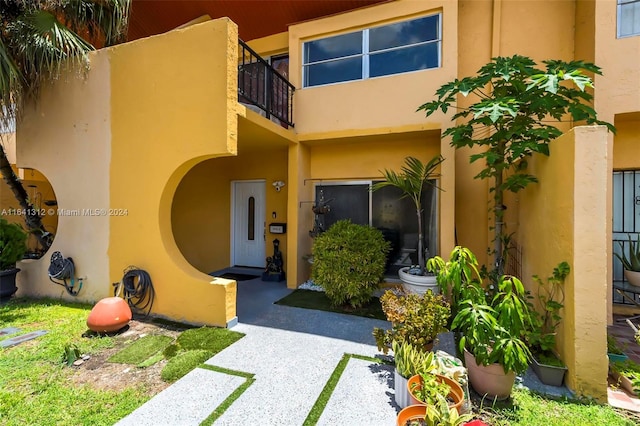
[1,0,639,399]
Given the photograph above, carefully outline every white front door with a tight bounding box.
[232,181,266,267]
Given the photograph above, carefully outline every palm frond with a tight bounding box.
[54,0,131,46]
[0,35,23,130]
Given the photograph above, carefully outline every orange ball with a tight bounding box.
[86,297,132,332]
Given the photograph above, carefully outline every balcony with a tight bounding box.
[238,39,295,128]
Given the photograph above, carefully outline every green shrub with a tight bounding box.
[311,220,390,308]
[0,217,28,270]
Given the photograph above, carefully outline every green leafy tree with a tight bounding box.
[419,55,614,275]
[0,0,130,250]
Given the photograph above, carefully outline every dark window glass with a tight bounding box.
[248,196,255,240]
[315,185,369,230]
[369,15,439,52]
[369,43,439,78]
[305,57,362,87]
[372,183,437,275]
[304,32,362,63]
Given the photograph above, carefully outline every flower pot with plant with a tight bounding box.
[396,394,473,426]
[525,262,570,386]
[610,360,640,396]
[607,335,629,363]
[392,341,437,408]
[0,217,28,299]
[615,234,640,288]
[408,371,465,413]
[372,155,444,295]
[452,271,532,400]
[374,289,450,353]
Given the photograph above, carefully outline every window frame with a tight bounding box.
[302,13,442,88]
[617,0,640,38]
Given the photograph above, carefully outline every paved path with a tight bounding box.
[117,278,397,426]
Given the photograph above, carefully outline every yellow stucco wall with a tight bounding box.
[518,126,609,400]
[15,18,240,327]
[289,0,458,136]
[613,117,640,170]
[594,1,640,321]
[172,149,289,274]
[455,0,578,266]
[108,18,239,326]
[16,53,112,302]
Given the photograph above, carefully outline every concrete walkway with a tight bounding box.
[117,277,397,426]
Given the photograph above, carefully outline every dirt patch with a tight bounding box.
[69,318,185,396]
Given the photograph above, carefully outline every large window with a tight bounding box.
[618,0,640,38]
[303,14,441,87]
[314,181,438,276]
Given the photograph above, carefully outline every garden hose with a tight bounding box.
[48,251,82,296]
[113,266,155,317]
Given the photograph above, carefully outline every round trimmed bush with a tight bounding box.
[311,220,390,308]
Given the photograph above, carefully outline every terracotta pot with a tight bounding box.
[464,349,515,400]
[86,297,132,332]
[407,373,465,413]
[396,404,427,426]
[398,267,439,295]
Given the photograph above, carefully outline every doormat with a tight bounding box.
[0,327,20,337]
[1,330,48,348]
[218,273,261,282]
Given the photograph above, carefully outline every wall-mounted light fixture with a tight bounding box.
[272,180,285,192]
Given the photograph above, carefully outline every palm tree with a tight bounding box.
[0,0,130,250]
[372,155,444,275]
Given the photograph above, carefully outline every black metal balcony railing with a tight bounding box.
[238,39,295,128]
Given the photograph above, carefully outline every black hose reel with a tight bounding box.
[48,251,83,296]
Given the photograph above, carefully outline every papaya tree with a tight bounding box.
[419,55,615,276]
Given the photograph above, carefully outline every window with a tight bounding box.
[618,0,640,38]
[314,181,438,276]
[303,14,441,87]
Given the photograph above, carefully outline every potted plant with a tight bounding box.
[372,155,444,294]
[525,262,570,386]
[427,246,484,320]
[374,289,450,353]
[615,234,640,287]
[0,217,28,299]
[610,360,640,396]
[452,270,532,400]
[408,371,464,413]
[396,394,474,426]
[392,341,437,408]
[607,335,629,363]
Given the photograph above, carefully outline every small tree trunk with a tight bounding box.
[0,144,52,251]
[494,170,504,277]
[417,206,425,274]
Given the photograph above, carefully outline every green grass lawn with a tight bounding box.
[0,298,149,426]
[477,388,639,426]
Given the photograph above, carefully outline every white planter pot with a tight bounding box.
[624,269,640,288]
[398,267,439,295]
[394,369,411,408]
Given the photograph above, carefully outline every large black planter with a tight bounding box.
[0,268,20,299]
